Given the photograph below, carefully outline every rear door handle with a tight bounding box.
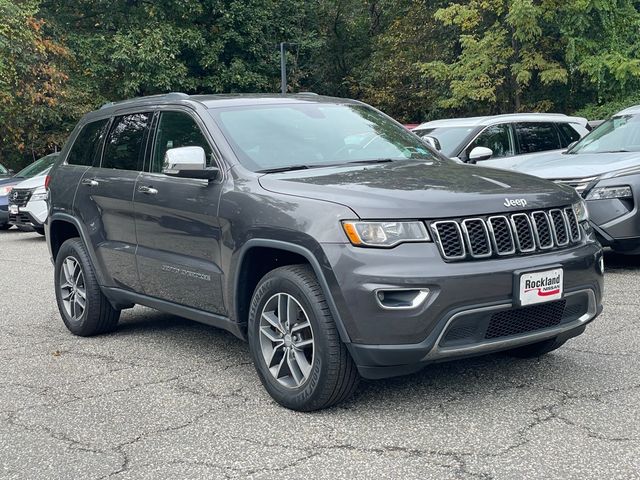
[81,178,99,187]
[138,185,158,195]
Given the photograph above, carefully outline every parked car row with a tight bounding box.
[0,153,58,233]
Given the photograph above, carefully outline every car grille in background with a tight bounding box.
[430,207,581,261]
[485,299,567,339]
[553,177,599,197]
[10,188,32,208]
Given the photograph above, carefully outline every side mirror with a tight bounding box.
[162,146,218,180]
[468,146,493,163]
[421,135,441,151]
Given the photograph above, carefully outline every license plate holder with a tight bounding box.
[515,267,563,307]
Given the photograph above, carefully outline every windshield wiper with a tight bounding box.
[599,149,632,153]
[256,165,311,174]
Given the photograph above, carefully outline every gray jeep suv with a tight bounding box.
[46,93,604,411]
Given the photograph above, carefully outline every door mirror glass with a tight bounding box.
[421,135,441,151]
[469,146,493,162]
[162,146,218,180]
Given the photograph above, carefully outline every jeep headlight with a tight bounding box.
[585,185,632,201]
[342,221,430,247]
[572,199,589,223]
[31,188,48,201]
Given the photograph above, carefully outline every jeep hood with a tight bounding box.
[258,160,576,219]
[512,150,640,180]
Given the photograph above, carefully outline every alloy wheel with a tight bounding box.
[259,293,315,388]
[59,256,87,321]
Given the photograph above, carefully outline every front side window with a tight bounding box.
[516,122,562,154]
[67,119,109,166]
[569,115,640,154]
[466,124,514,159]
[209,104,439,172]
[152,111,213,173]
[102,113,151,171]
[557,123,581,146]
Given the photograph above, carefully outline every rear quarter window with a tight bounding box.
[67,119,109,166]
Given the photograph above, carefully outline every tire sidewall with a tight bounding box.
[54,240,91,335]
[248,271,334,410]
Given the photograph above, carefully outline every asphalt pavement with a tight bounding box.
[1,229,638,479]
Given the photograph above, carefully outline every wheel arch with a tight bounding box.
[233,239,351,344]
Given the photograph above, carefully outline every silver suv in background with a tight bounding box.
[509,105,640,254]
[413,114,588,166]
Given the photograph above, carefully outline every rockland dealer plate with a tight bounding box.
[518,268,563,306]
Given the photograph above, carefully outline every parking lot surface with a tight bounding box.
[1,229,639,479]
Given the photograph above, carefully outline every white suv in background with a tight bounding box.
[413,113,589,168]
[8,169,52,235]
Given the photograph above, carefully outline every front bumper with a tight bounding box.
[9,209,44,228]
[321,238,604,379]
[0,205,7,226]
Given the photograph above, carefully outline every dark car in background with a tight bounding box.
[0,154,58,230]
[46,93,602,410]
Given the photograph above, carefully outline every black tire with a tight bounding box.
[505,337,566,358]
[54,238,120,336]
[248,264,359,411]
[0,223,10,230]
[17,225,33,232]
[34,227,45,236]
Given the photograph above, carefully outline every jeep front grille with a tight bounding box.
[430,207,581,261]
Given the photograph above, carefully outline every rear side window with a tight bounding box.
[515,122,562,154]
[151,111,213,173]
[467,124,514,159]
[557,123,581,146]
[67,119,109,166]
[101,113,152,171]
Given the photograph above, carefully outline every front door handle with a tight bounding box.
[81,178,99,187]
[138,185,158,195]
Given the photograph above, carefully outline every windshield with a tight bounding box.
[209,104,438,172]
[412,126,476,157]
[569,115,640,154]
[15,153,58,178]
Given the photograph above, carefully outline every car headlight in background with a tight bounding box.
[342,221,430,247]
[572,199,589,223]
[31,189,49,201]
[0,186,13,196]
[585,185,632,201]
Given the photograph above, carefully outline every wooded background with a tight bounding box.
[2,0,640,168]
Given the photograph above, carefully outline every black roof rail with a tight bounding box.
[100,92,190,110]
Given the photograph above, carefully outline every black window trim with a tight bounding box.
[146,106,224,178]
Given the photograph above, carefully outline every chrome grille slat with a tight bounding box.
[461,218,492,258]
[549,209,569,246]
[430,206,582,262]
[531,211,553,250]
[510,213,536,253]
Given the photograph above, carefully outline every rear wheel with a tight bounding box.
[505,336,566,358]
[54,238,120,336]
[248,264,359,411]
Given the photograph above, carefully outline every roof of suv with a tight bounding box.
[414,113,588,130]
[96,92,361,114]
[615,104,640,116]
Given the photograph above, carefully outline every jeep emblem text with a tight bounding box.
[504,198,527,208]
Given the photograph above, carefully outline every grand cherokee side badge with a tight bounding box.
[504,198,527,208]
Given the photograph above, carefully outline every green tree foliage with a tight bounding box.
[2,0,640,167]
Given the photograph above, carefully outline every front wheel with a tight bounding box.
[54,238,120,336]
[248,265,359,411]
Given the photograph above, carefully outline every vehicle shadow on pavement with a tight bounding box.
[603,249,640,271]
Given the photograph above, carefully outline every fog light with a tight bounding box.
[374,288,429,310]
